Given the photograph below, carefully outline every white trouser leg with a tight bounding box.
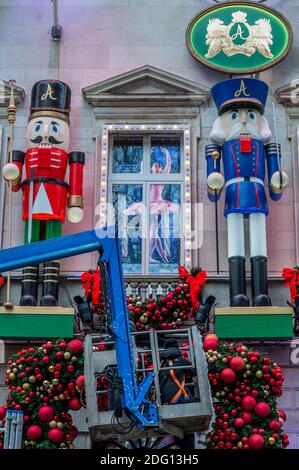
[249,213,267,258]
[227,213,245,258]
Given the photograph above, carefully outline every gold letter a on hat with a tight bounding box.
[41,84,57,101]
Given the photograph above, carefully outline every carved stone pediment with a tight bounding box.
[82,65,210,107]
[0,80,26,107]
[275,80,299,107]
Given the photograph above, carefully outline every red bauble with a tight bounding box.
[278,410,287,422]
[48,428,64,443]
[38,405,54,422]
[234,418,245,429]
[203,338,218,351]
[68,339,83,355]
[68,397,81,411]
[220,368,236,384]
[76,375,85,390]
[248,433,265,449]
[241,396,256,411]
[230,356,245,372]
[269,420,281,431]
[255,402,270,418]
[204,333,218,342]
[27,425,42,441]
[0,407,5,420]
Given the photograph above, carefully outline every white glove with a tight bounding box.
[207,172,225,191]
[2,163,20,182]
[67,207,84,223]
[270,171,288,191]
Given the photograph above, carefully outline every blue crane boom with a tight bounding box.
[0,227,158,428]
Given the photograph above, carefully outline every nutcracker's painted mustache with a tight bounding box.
[227,122,259,139]
[30,136,64,145]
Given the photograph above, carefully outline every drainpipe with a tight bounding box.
[51,0,62,41]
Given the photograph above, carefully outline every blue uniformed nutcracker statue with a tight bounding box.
[206,77,288,307]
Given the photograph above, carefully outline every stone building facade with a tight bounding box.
[0,0,298,448]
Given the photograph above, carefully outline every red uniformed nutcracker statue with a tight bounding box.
[2,80,85,306]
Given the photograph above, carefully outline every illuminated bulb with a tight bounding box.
[186,192,190,197]
[102,165,106,170]
[185,176,190,181]
[67,207,83,224]
[108,125,113,129]
[186,257,191,263]
[185,145,190,150]
[185,160,190,165]
[157,125,162,129]
[173,125,178,129]
[101,181,106,186]
[184,129,190,134]
[2,163,20,181]
[103,134,107,139]
[141,125,145,129]
[101,196,105,201]
[102,150,107,154]
[125,125,129,129]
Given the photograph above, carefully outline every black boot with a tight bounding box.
[40,262,60,306]
[20,266,38,306]
[251,256,271,306]
[229,256,250,307]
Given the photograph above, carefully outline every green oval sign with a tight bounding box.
[186,1,293,74]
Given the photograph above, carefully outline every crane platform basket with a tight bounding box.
[84,326,213,443]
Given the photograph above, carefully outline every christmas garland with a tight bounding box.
[203,334,289,449]
[0,339,85,449]
[81,266,207,330]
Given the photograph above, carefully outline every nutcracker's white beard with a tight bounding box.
[210,116,272,145]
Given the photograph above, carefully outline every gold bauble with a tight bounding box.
[52,379,59,386]
[22,383,30,390]
[264,391,269,396]
[255,371,263,379]
[59,394,65,400]
[36,392,40,397]
[268,437,275,445]
[217,354,222,359]
[245,364,251,370]
[241,346,248,352]
[246,370,252,376]
[49,385,54,390]
[9,373,16,381]
[220,391,225,396]
[48,366,55,373]
[64,352,71,360]
[215,392,221,397]
[240,351,247,357]
[57,422,64,429]
[40,394,44,398]
[224,386,229,392]
[18,365,24,370]
[12,368,18,374]
[222,358,228,363]
[53,396,59,401]
[136,301,142,308]
[71,356,77,362]
[49,420,57,429]
[237,441,243,449]
[208,358,215,364]
[28,376,36,383]
[43,380,50,388]
[265,385,269,389]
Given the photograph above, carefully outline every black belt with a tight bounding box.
[21,177,69,190]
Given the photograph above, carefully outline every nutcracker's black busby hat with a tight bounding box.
[29,80,71,124]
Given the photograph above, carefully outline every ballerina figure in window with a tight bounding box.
[125,147,178,264]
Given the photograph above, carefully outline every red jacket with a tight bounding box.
[12,147,84,223]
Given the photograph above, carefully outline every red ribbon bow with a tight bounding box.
[179,266,207,310]
[282,266,299,303]
[81,268,101,306]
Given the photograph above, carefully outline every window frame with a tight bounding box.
[99,123,192,275]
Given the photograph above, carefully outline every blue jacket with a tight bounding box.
[205,139,283,217]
